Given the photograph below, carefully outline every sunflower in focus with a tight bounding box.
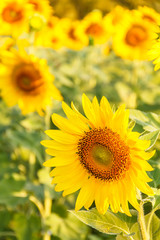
[79,10,109,45]
[0,48,62,115]
[42,94,154,216]
[0,0,33,36]
[113,12,157,60]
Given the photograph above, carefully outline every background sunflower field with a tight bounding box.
[1,0,160,240]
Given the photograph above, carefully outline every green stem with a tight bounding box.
[137,191,149,240]
[147,205,159,235]
[29,195,44,217]
[29,152,36,181]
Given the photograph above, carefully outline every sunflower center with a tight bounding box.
[68,28,77,40]
[77,128,130,182]
[92,144,112,166]
[13,63,44,94]
[125,24,147,47]
[2,3,23,23]
[85,23,103,36]
[52,37,58,43]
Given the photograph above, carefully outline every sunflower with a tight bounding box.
[41,94,154,216]
[137,6,160,25]
[79,10,109,45]
[103,5,129,36]
[148,39,160,71]
[0,37,14,50]
[34,17,66,50]
[112,12,157,60]
[60,18,88,50]
[27,0,53,19]
[27,0,53,30]
[0,0,33,36]
[0,48,62,115]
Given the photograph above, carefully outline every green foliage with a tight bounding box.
[1,45,160,239]
[71,208,137,237]
[46,212,89,240]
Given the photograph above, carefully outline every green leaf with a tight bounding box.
[129,222,141,240]
[129,109,160,131]
[146,212,160,240]
[116,235,130,240]
[130,212,160,240]
[154,195,160,209]
[148,167,160,188]
[11,213,32,240]
[37,168,60,199]
[140,130,160,149]
[46,212,88,240]
[0,176,28,208]
[11,213,41,240]
[70,208,133,236]
[0,210,13,231]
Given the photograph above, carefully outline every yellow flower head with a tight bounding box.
[79,10,110,45]
[0,0,33,36]
[112,12,157,60]
[34,17,65,50]
[0,37,14,50]
[42,94,154,216]
[137,6,160,25]
[27,0,53,30]
[0,48,62,115]
[103,5,129,36]
[60,18,88,50]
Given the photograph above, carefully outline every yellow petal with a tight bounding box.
[75,178,96,211]
[62,101,89,132]
[63,174,88,196]
[52,113,84,135]
[82,94,97,127]
[43,155,76,167]
[45,129,78,144]
[41,140,77,150]
[131,149,155,160]
[49,161,80,176]
[45,148,77,156]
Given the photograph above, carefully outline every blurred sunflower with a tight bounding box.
[27,0,53,30]
[0,37,14,50]
[0,0,32,36]
[0,48,62,115]
[34,17,65,50]
[137,6,160,25]
[112,12,157,60]
[148,39,160,71]
[103,5,129,36]
[42,94,154,216]
[27,0,53,18]
[61,18,88,50]
[79,10,109,45]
